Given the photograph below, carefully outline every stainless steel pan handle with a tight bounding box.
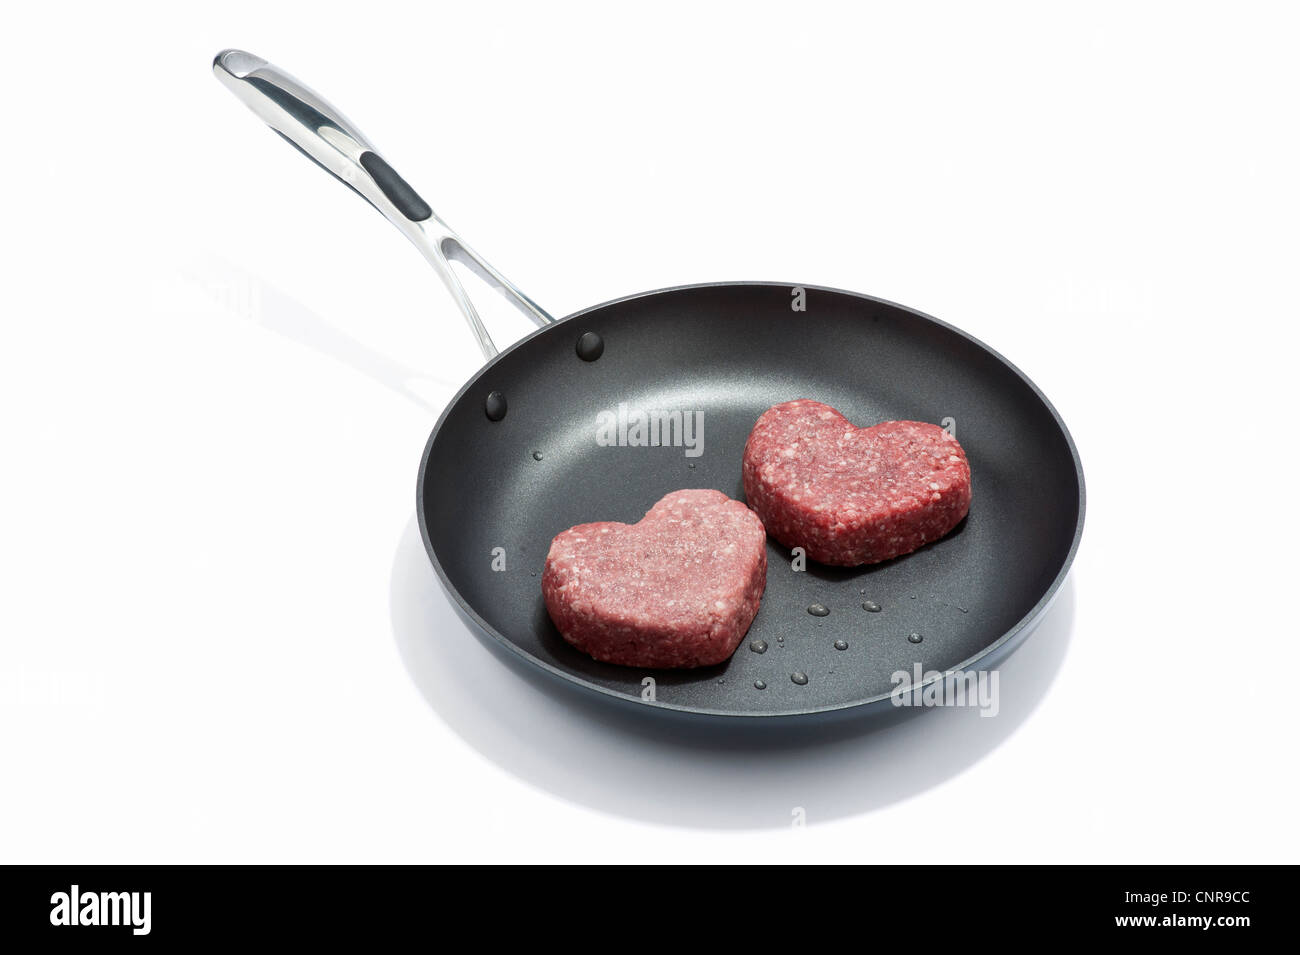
[213,49,553,361]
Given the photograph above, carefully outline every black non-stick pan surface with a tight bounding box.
[419,282,1083,721]
[217,52,1085,724]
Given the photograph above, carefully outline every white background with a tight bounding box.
[2,1,1296,863]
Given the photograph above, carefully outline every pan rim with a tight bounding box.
[415,281,1086,720]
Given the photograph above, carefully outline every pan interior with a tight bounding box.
[420,284,1082,716]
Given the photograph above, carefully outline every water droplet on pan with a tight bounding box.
[862,600,882,613]
[908,632,923,644]
[531,450,543,461]
[754,679,767,690]
[807,603,830,617]
[834,639,848,651]
[749,640,768,654]
[791,671,809,686]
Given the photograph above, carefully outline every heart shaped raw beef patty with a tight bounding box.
[542,489,767,668]
[742,399,971,566]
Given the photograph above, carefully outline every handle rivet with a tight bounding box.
[484,390,508,421]
[576,331,604,362]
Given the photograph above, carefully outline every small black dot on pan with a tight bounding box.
[576,331,604,361]
[484,390,507,421]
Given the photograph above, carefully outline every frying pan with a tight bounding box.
[215,50,1084,725]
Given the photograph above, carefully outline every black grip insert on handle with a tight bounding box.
[360,151,432,222]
